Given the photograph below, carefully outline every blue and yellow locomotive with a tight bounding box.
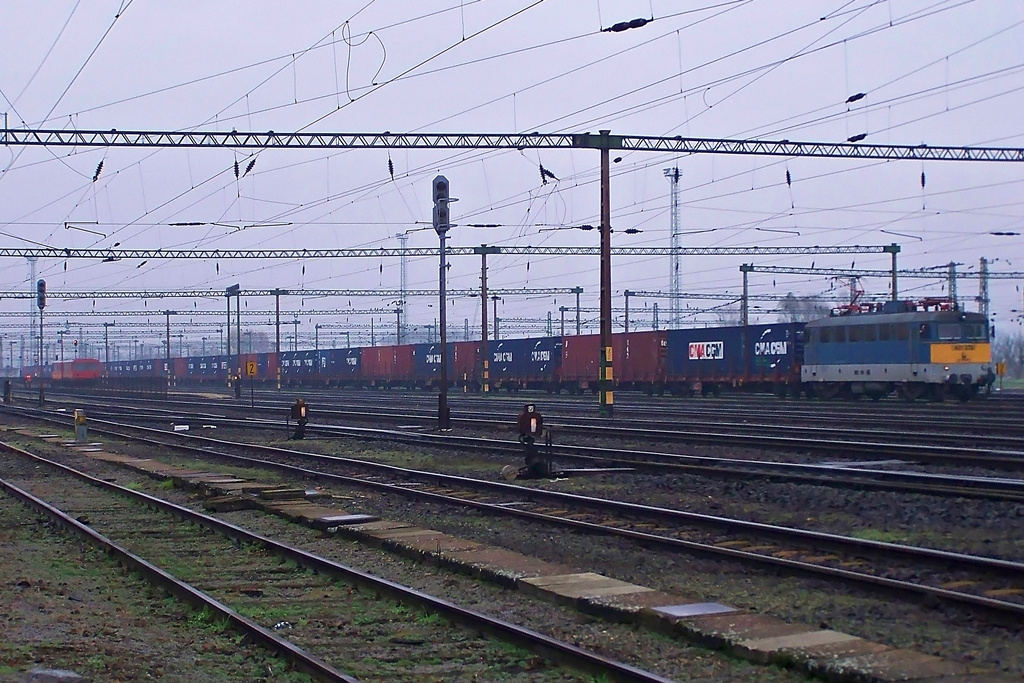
[801,300,994,401]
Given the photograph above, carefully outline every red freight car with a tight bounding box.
[452,340,481,391]
[560,334,600,393]
[360,344,416,388]
[170,357,188,384]
[616,331,667,391]
[560,331,667,394]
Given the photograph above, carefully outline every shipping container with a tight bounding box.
[280,350,321,384]
[745,322,804,386]
[559,332,667,393]
[261,352,280,385]
[412,343,455,387]
[616,331,668,389]
[666,326,746,396]
[170,357,188,383]
[186,355,228,383]
[666,323,803,395]
[453,340,480,390]
[360,344,416,387]
[559,334,600,392]
[489,336,561,391]
[322,347,361,385]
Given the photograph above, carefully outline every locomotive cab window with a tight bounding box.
[918,324,932,339]
[819,327,831,343]
[896,323,909,340]
[962,323,987,341]
[878,324,891,341]
[937,323,961,340]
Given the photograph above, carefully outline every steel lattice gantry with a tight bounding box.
[0,287,580,300]
[0,244,898,260]
[3,128,1024,161]
[8,127,1022,417]
[741,264,1024,280]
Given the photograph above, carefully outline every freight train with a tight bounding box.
[35,301,996,401]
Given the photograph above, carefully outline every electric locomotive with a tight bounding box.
[801,300,994,401]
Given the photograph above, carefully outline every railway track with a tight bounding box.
[19,398,1024,500]
[9,407,1023,626]
[33,389,1024,471]
[0,438,676,683]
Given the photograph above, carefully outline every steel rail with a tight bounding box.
[135,412,1024,502]
[44,388,1024,469]
[8,412,1023,623]
[0,466,358,683]
[21,394,1024,501]
[0,437,680,683]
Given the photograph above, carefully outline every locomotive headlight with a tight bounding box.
[944,365,949,371]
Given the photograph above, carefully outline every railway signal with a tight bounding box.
[433,176,456,431]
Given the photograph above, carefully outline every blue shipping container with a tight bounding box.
[489,336,562,386]
[322,347,362,383]
[666,326,745,381]
[746,322,803,379]
[412,343,454,382]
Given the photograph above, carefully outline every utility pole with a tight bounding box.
[652,302,659,331]
[163,310,175,385]
[27,258,38,363]
[397,233,408,344]
[599,130,614,417]
[273,288,285,389]
[226,284,239,385]
[664,166,681,328]
[559,306,568,336]
[573,287,583,335]
[474,244,499,394]
[236,290,242,372]
[103,322,115,364]
[291,319,300,351]
[948,262,959,309]
[887,243,900,300]
[740,264,752,328]
[492,296,500,341]
[978,257,990,318]
[624,291,631,335]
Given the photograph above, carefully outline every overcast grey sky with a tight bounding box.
[2,1,1023,354]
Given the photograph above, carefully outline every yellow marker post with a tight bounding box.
[73,409,87,442]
